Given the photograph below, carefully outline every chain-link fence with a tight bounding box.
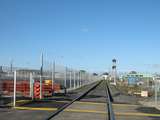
[117,72,160,109]
[139,76,160,109]
[0,64,100,107]
[0,67,31,107]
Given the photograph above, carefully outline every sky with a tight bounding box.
[0,0,160,72]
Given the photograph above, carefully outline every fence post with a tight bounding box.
[13,71,16,107]
[64,67,67,88]
[52,61,55,89]
[79,72,81,87]
[29,73,32,97]
[70,70,72,89]
[40,75,42,99]
[89,73,91,84]
[74,71,76,89]
[77,72,79,88]
[154,77,158,106]
[81,72,83,86]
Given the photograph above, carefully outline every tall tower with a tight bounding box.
[112,59,117,85]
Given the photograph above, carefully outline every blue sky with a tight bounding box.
[0,0,160,72]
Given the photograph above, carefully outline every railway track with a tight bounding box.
[105,82,115,120]
[45,80,115,120]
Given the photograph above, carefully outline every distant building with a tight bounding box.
[101,72,109,80]
[16,69,40,76]
[122,71,153,86]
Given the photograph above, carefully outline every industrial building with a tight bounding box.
[122,71,154,86]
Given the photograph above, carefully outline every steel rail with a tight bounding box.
[45,80,102,120]
[105,82,115,120]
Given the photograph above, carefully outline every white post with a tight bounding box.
[40,75,42,99]
[29,73,32,97]
[13,71,16,107]
[74,71,76,89]
[77,72,80,88]
[70,71,72,89]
